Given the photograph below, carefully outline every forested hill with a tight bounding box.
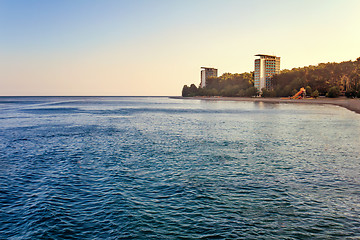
[271,57,360,97]
[182,57,360,98]
[182,72,258,97]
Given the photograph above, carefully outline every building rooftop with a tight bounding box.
[201,67,217,70]
[255,54,279,58]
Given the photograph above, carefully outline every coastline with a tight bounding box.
[170,96,360,115]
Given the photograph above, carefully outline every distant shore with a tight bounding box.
[171,96,360,115]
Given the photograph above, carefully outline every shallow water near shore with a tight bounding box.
[1,96,360,239]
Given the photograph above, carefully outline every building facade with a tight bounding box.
[200,67,218,88]
[254,54,280,91]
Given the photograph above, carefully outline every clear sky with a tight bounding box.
[1,0,360,96]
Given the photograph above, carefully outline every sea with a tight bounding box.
[0,96,359,239]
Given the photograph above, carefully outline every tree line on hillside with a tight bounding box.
[182,72,259,97]
[270,57,360,98]
[182,57,360,98]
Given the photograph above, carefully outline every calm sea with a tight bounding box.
[1,97,359,239]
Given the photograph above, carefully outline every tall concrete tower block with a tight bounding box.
[254,54,280,91]
[200,67,218,88]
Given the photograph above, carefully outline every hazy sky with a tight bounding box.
[1,0,360,96]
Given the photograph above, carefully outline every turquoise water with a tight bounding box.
[1,97,359,239]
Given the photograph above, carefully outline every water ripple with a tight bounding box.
[0,97,359,239]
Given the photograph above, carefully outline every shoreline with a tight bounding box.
[170,96,360,115]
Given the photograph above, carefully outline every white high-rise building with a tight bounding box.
[254,54,280,91]
[200,67,218,88]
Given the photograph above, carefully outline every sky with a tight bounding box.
[1,0,360,96]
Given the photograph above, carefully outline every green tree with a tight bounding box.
[291,89,298,97]
[326,86,340,98]
[311,90,319,98]
[345,90,357,98]
[245,87,259,97]
[237,89,245,97]
[271,58,360,96]
[188,84,198,97]
[305,86,312,96]
[283,86,292,97]
[182,85,190,97]
[261,88,270,97]
[208,88,219,96]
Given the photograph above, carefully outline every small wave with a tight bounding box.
[21,107,81,114]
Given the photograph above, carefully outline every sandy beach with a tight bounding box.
[172,96,360,115]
